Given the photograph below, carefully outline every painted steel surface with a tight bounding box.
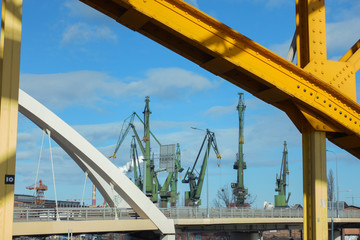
[0,0,23,239]
[80,0,360,160]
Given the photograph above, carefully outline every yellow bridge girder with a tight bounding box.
[79,0,360,158]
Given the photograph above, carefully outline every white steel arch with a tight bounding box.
[18,89,175,238]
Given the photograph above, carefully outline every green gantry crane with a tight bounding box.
[182,129,221,206]
[274,141,291,208]
[231,93,248,207]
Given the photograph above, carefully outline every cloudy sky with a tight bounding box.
[15,0,360,208]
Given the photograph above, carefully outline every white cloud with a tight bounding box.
[326,17,360,55]
[20,68,219,109]
[205,103,236,117]
[61,22,117,44]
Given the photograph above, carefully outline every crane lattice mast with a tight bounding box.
[274,141,291,207]
[231,93,248,207]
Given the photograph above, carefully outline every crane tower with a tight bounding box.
[26,180,48,205]
[231,93,248,207]
[274,141,291,207]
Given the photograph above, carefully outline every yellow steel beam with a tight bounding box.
[0,0,23,239]
[296,1,328,239]
[302,124,328,240]
[79,0,360,159]
[340,39,360,73]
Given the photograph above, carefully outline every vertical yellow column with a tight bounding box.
[296,1,328,239]
[0,0,23,239]
[302,124,328,240]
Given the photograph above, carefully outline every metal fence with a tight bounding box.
[13,207,139,222]
[13,207,360,222]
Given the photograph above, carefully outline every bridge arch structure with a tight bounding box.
[18,89,175,239]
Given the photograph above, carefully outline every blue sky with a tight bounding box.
[14,0,360,208]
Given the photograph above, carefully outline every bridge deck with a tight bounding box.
[12,208,360,236]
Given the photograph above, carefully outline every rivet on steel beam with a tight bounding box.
[319,41,322,45]
[321,61,324,65]
[340,111,342,114]
[297,85,300,88]
[334,108,337,111]
[304,89,306,92]
[341,81,344,84]
[355,121,357,124]
[316,96,319,99]
[345,115,347,118]
[321,71,324,75]
[310,92,313,96]
[350,118,352,121]
[323,100,326,103]
[329,104,332,107]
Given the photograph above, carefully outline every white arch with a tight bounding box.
[18,89,175,237]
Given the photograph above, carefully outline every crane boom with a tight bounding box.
[274,141,291,207]
[231,93,248,207]
[182,129,221,206]
[109,113,135,159]
[130,136,143,190]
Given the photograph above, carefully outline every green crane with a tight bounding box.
[110,97,183,205]
[170,144,183,207]
[159,143,183,208]
[231,93,248,207]
[182,129,221,206]
[129,136,143,190]
[274,141,291,208]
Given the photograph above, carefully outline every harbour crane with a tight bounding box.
[182,129,221,206]
[26,180,48,205]
[129,135,143,190]
[159,143,183,207]
[110,96,183,204]
[231,93,249,207]
[274,141,291,208]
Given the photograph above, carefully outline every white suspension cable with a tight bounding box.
[47,129,60,221]
[33,130,46,198]
[81,171,88,207]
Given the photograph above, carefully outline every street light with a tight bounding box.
[327,149,340,217]
[326,150,339,203]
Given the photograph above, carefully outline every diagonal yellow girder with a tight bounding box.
[80,0,360,159]
[340,39,360,73]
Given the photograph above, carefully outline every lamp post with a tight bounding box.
[326,149,339,217]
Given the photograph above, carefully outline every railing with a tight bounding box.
[13,207,360,222]
[13,207,140,222]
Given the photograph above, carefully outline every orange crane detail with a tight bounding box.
[26,180,48,205]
